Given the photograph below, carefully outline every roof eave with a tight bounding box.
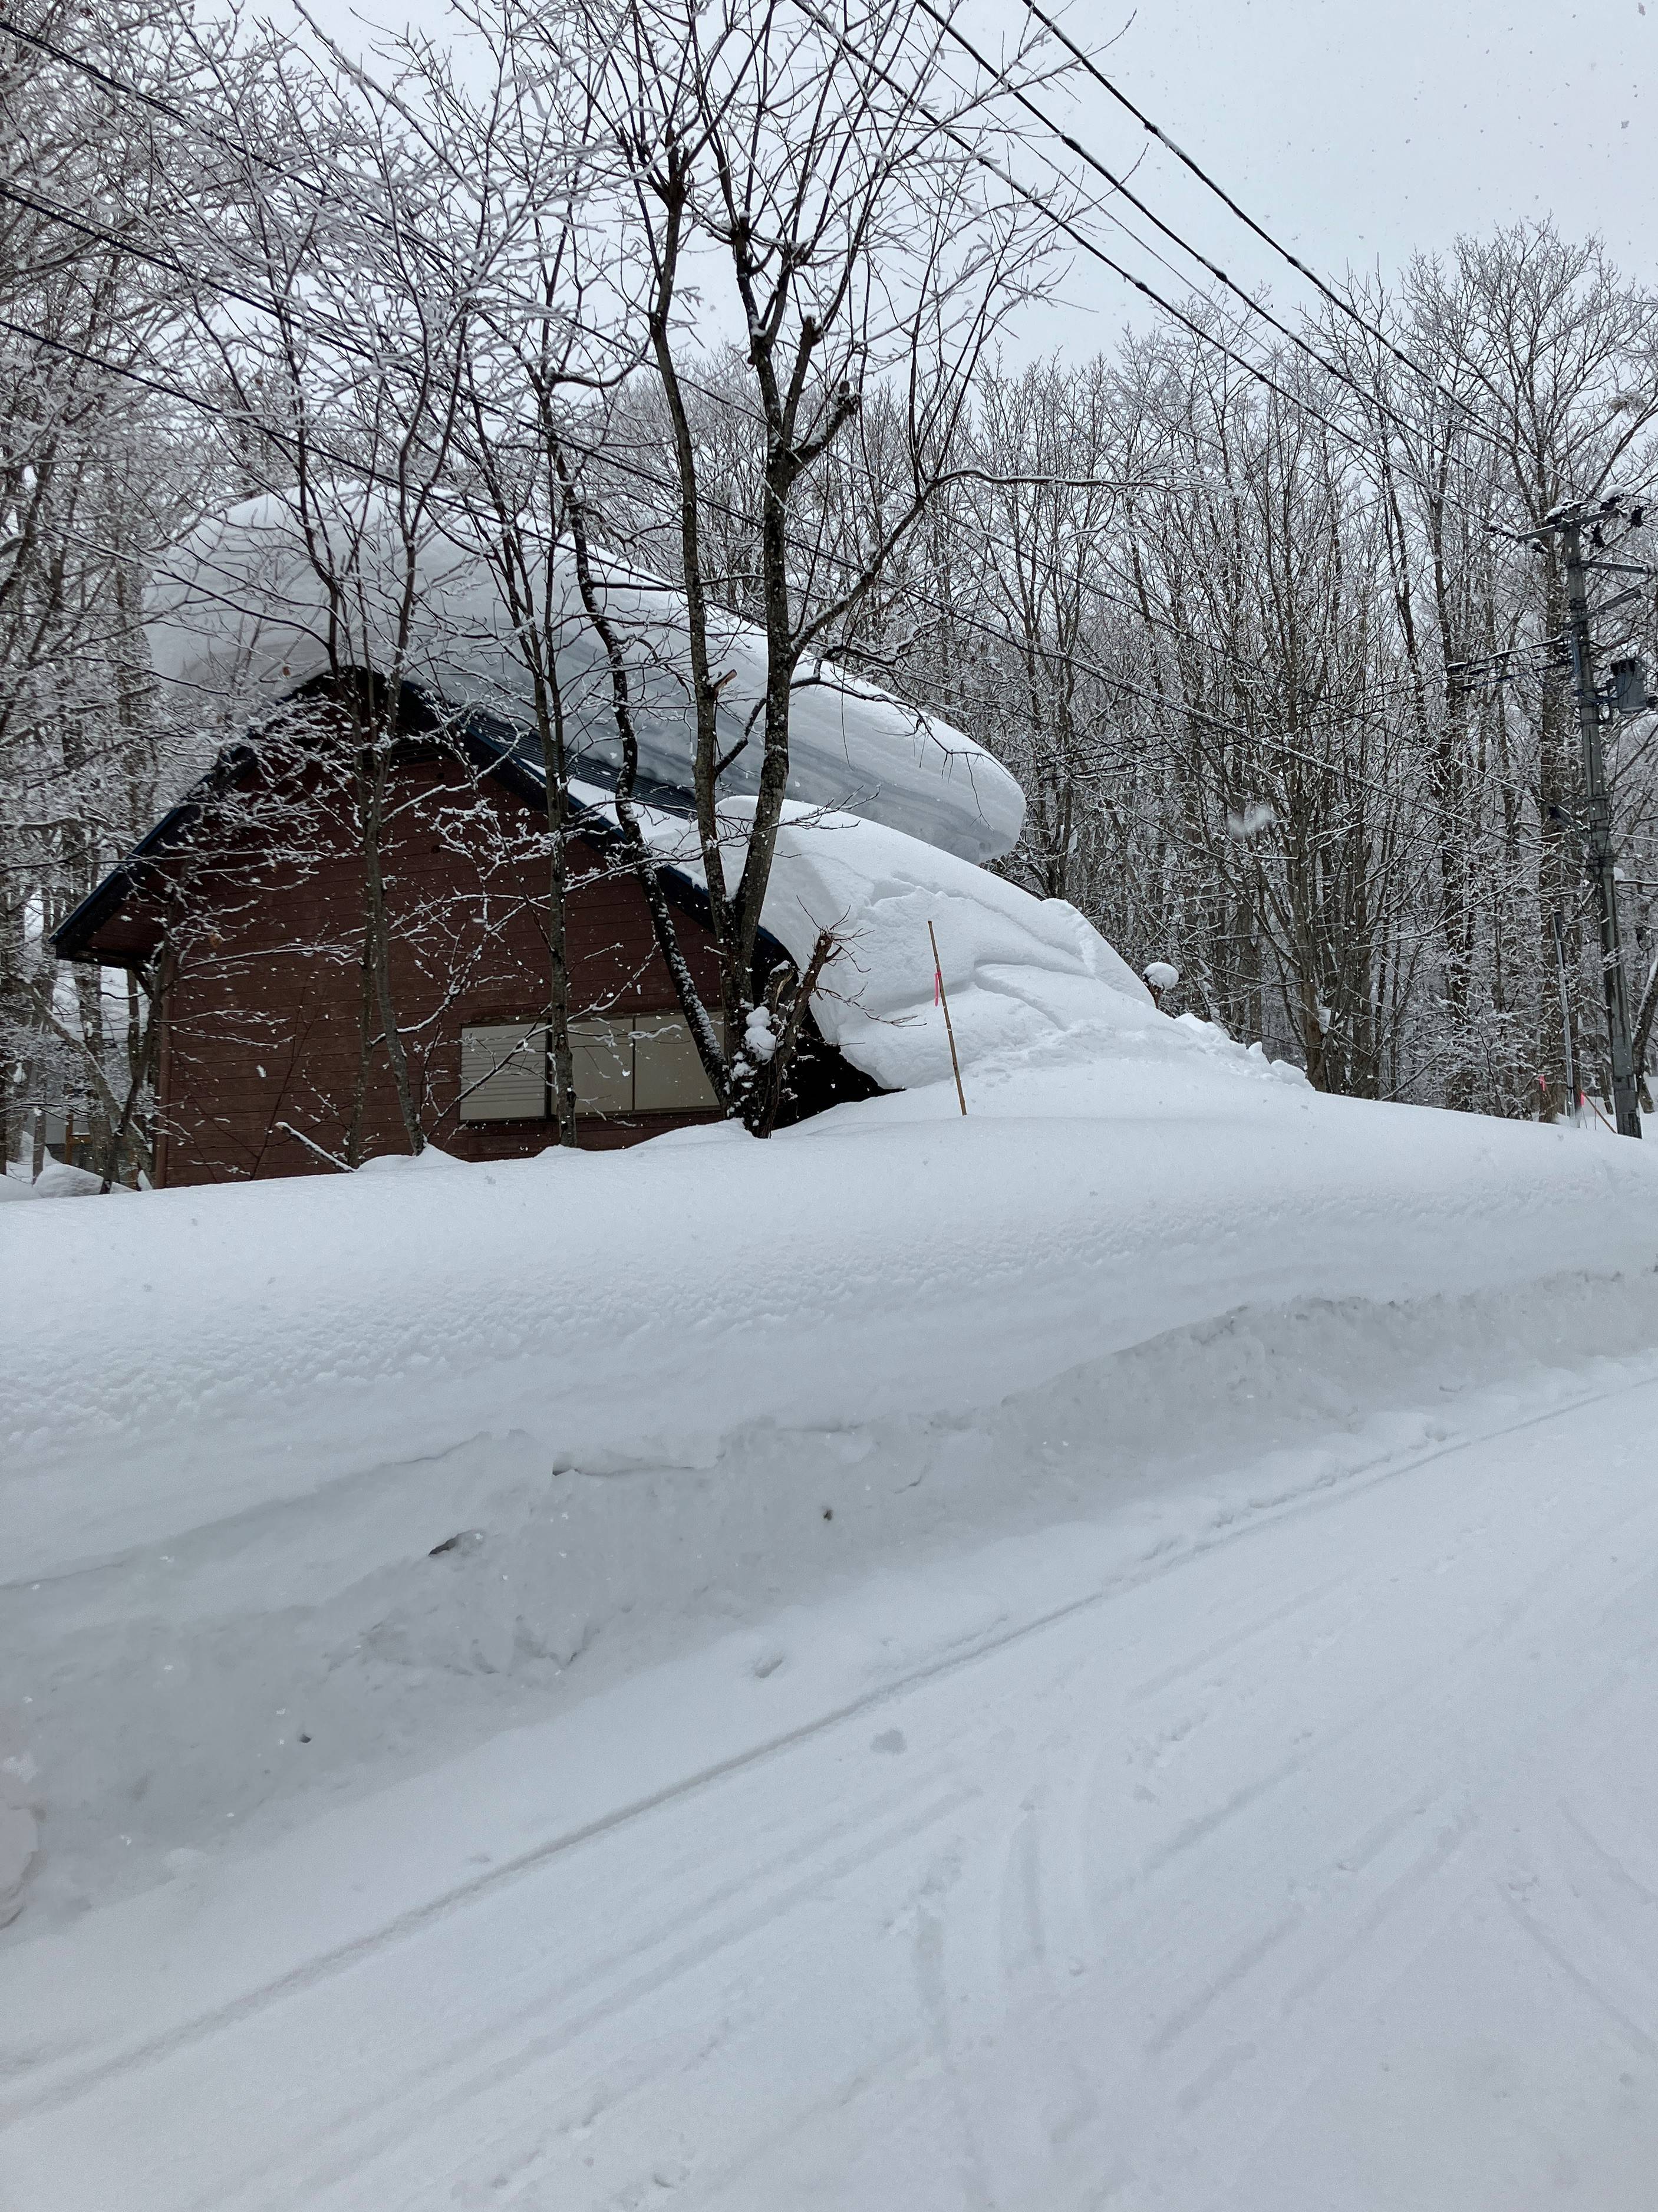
[53,676,795,976]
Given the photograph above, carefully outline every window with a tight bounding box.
[569,1019,633,1113]
[631,1015,721,1111]
[459,1023,549,1121]
[460,1012,723,1123]
[570,1013,721,1114]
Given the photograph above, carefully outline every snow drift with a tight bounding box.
[575,784,1195,1093]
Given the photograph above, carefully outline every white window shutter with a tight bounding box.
[459,1024,548,1121]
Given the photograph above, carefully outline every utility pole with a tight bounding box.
[1557,510,1642,1137]
[1551,908,1578,1120]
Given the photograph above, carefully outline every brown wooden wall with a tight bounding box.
[136,750,730,1185]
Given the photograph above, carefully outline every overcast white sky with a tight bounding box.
[365,0,1655,360]
[963,0,1656,357]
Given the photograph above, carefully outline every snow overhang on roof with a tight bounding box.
[144,491,1026,866]
[571,786,1159,1097]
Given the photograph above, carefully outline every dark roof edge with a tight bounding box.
[52,738,259,965]
[52,676,791,975]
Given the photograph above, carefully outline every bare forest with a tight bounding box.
[8,0,1658,1182]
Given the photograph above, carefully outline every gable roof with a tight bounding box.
[55,672,1179,1107]
[52,677,776,968]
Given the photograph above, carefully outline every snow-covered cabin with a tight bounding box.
[53,498,1159,1184]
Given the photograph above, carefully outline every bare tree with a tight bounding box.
[152,20,520,1160]
[529,0,1066,1134]
[0,0,221,1183]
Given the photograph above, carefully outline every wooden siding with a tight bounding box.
[94,747,736,1184]
[70,691,882,1184]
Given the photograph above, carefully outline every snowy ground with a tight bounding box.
[6,1019,1658,2208]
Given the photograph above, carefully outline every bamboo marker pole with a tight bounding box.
[928,919,968,1115]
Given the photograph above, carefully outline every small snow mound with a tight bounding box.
[1144,960,1180,993]
[355,1146,467,1174]
[21,1160,134,1199]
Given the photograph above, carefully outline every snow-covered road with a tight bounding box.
[7,1361,1657,2211]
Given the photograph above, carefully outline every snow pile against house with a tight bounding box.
[144,492,1024,863]
[760,810,1165,1093]
[578,788,1292,1097]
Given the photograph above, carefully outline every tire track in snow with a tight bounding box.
[270,1784,985,2212]
[1102,1541,1658,2180]
[8,1361,1658,2135]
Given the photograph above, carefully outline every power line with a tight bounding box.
[11,91,1589,842]
[0,13,457,295]
[5,147,1517,762]
[1,14,363,211]
[0,4,1392,529]
[14,0,1358,451]
[3,0,1552,542]
[802,15,1567,679]
[14,146,1548,765]
[8,0,1495,508]
[0,308,453,500]
[0,143,1179,494]
[0,25,1578,844]
[963,495,1531,736]
[5,298,1568,857]
[786,0,1362,446]
[1020,0,1509,441]
[912,0,1482,462]
[0,175,375,350]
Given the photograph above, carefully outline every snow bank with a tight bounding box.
[10,1259,1658,1944]
[743,799,1161,1091]
[146,491,1024,863]
[6,1044,1656,1591]
[8,1010,1658,1944]
[580,787,1275,1097]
